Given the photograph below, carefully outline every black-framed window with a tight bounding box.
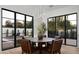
[47,13,77,46]
[66,14,77,46]
[2,9,15,50]
[1,8,34,50]
[26,16,33,37]
[48,17,56,37]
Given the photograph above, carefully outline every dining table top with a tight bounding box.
[24,36,55,43]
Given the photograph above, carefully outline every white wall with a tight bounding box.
[40,5,79,47]
[0,8,1,52]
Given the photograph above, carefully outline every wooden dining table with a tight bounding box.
[24,37,55,53]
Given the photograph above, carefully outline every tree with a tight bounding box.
[37,22,46,35]
[48,19,72,32]
[65,20,71,30]
[26,21,32,28]
[16,21,24,28]
[5,20,13,27]
[48,20,55,31]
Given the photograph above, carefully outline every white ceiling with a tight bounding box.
[0,5,69,17]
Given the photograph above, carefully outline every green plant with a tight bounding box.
[37,22,46,35]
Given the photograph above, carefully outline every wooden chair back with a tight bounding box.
[51,39,63,54]
[20,39,31,54]
[27,40,32,53]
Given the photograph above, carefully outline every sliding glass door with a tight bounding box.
[2,9,15,50]
[1,8,34,50]
[16,13,25,46]
[66,14,77,46]
[55,16,65,44]
[48,13,77,46]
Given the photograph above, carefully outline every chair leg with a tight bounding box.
[22,51,24,54]
[59,51,61,54]
[28,50,31,54]
[52,51,58,54]
[52,51,55,54]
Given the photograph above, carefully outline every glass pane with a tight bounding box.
[66,14,77,46]
[26,29,32,37]
[67,14,76,21]
[2,10,14,19]
[16,21,24,28]
[16,14,25,46]
[56,16,65,44]
[26,16,32,21]
[70,21,76,26]
[16,14,24,21]
[56,16,65,36]
[26,16,33,37]
[48,18,55,38]
[2,11,14,50]
[2,18,14,27]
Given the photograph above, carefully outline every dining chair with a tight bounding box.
[20,39,39,54]
[51,39,63,54]
[50,39,63,54]
[19,39,30,54]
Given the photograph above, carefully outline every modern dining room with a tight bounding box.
[0,5,79,54]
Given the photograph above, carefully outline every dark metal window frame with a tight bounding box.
[1,8,34,51]
[47,13,77,47]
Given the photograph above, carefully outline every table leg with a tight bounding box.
[38,43,42,54]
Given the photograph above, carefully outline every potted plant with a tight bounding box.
[37,22,46,40]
